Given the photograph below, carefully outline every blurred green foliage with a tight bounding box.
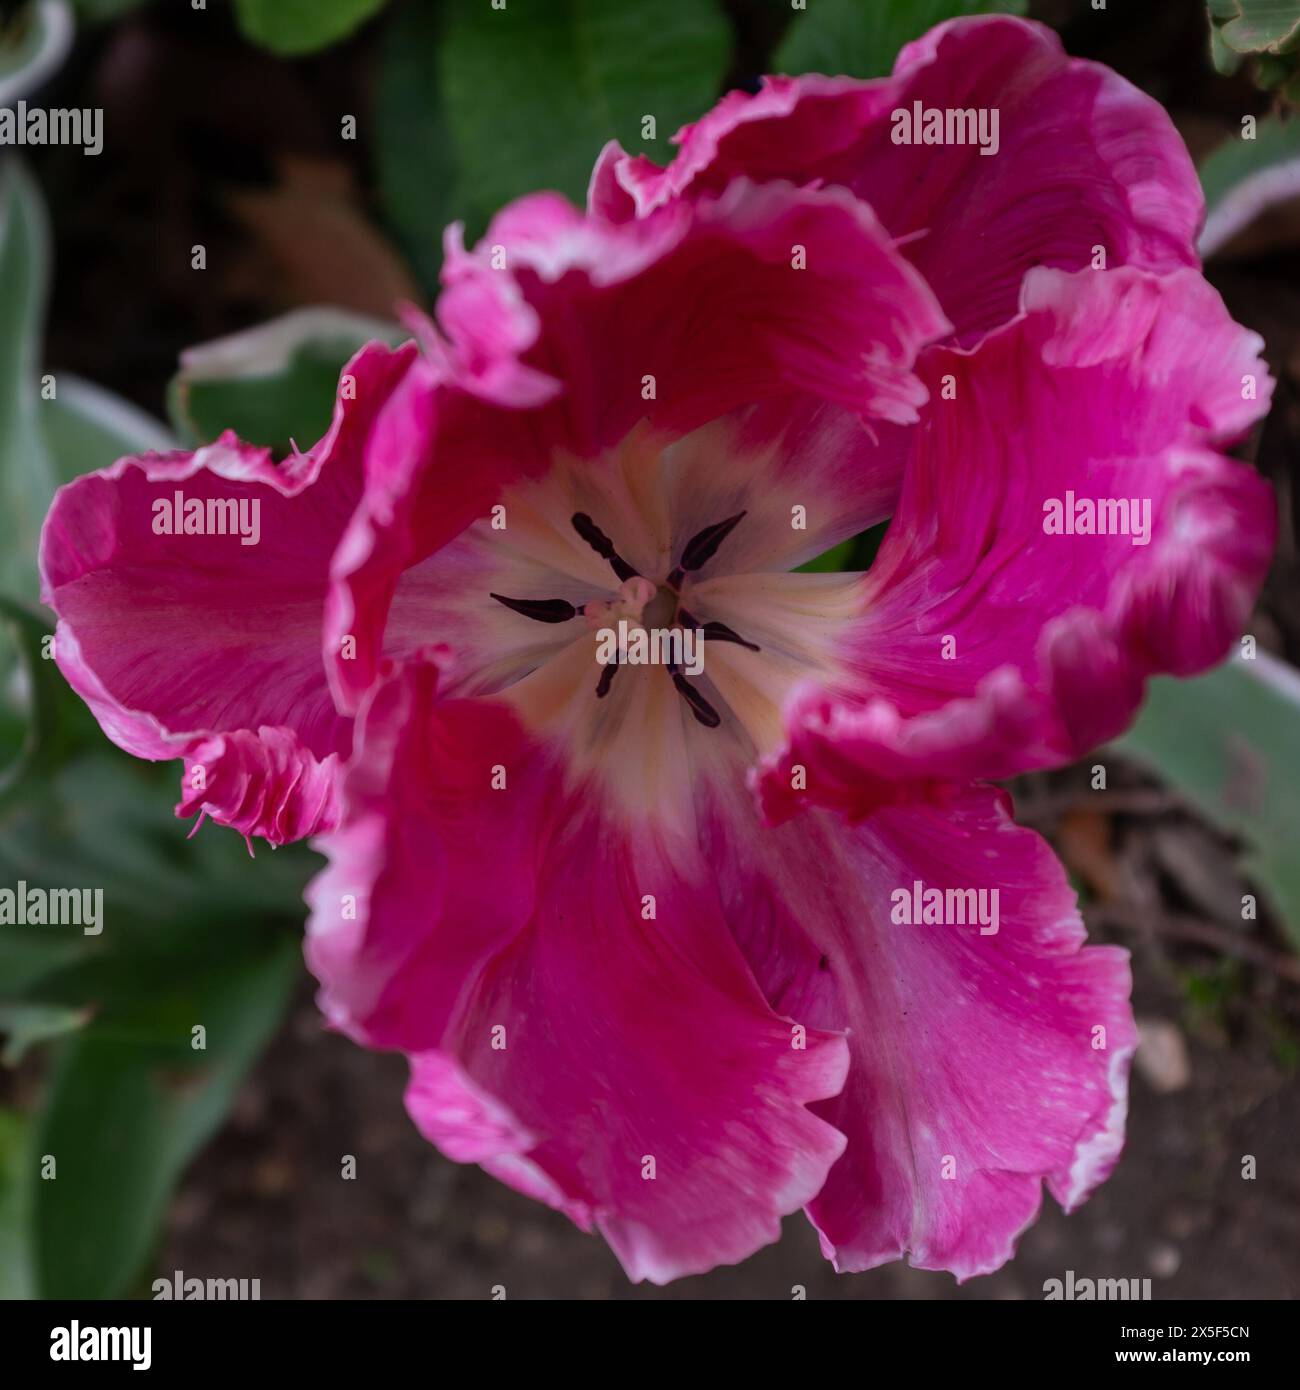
[1200,111,1300,210]
[776,0,1027,78]
[70,0,149,22]
[233,0,389,56]
[0,165,312,1297]
[1116,655,1300,953]
[376,0,731,273]
[1209,0,1300,100]
[168,308,404,454]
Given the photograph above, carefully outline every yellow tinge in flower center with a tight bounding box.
[391,417,867,824]
[471,420,867,823]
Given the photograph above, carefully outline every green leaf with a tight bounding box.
[0,1002,91,1065]
[0,595,99,795]
[436,0,730,225]
[0,600,43,787]
[71,0,149,22]
[0,0,74,104]
[0,745,314,1012]
[1215,0,1300,55]
[0,165,170,781]
[775,0,1027,79]
[848,517,890,571]
[0,160,313,1296]
[1115,653,1300,951]
[0,378,167,779]
[0,622,312,1302]
[796,518,891,572]
[797,539,856,573]
[1198,117,1300,257]
[7,755,311,948]
[29,934,299,1298]
[374,0,463,291]
[168,307,404,455]
[0,164,63,789]
[0,164,168,612]
[0,161,55,602]
[233,0,388,56]
[0,1107,35,1299]
[1210,19,1245,76]
[41,373,174,484]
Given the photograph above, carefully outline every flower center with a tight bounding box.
[640,583,679,630]
[396,417,868,823]
[489,508,762,729]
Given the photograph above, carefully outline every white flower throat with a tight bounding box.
[396,418,866,822]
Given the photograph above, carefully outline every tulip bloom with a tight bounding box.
[41,16,1274,1282]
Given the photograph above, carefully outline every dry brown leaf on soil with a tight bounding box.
[225,155,421,318]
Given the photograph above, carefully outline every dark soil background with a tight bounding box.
[17,0,1300,1298]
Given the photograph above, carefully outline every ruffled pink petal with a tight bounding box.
[38,339,418,757]
[756,668,1034,828]
[326,178,948,707]
[306,656,850,1283]
[320,357,517,713]
[455,181,947,438]
[723,397,914,566]
[700,780,1136,1279]
[37,340,420,841]
[761,265,1275,806]
[593,15,1202,342]
[41,435,344,761]
[177,726,341,847]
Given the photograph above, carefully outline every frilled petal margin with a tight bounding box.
[177,727,342,848]
[325,177,950,711]
[37,341,433,843]
[305,655,850,1283]
[759,265,1275,822]
[698,777,1136,1278]
[592,14,1202,344]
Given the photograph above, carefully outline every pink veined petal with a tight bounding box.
[592,14,1203,343]
[319,354,541,713]
[305,655,850,1284]
[720,397,914,568]
[760,265,1276,808]
[37,340,422,844]
[39,341,416,760]
[699,778,1136,1280]
[326,176,949,709]
[41,432,349,764]
[755,668,1034,828]
[455,180,949,441]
